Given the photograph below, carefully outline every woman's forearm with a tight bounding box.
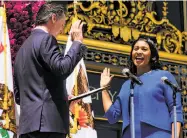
[102,89,112,112]
[171,122,181,138]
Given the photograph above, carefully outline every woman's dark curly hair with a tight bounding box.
[128,35,162,75]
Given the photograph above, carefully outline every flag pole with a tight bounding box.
[73,0,78,22]
[70,0,79,135]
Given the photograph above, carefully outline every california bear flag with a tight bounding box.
[0,5,17,138]
[64,35,97,138]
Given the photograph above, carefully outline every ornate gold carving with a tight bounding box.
[57,35,187,65]
[183,32,187,41]
[162,1,168,18]
[181,76,187,95]
[62,1,187,55]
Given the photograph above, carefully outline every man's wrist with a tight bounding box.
[74,40,82,44]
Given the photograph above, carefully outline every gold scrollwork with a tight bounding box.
[182,32,187,41]
[63,1,187,55]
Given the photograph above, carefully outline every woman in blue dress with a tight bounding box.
[100,36,183,138]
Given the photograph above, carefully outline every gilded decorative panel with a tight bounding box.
[63,1,187,54]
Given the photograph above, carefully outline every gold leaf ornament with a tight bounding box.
[120,26,131,42]
[112,25,119,38]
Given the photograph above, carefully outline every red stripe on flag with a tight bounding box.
[0,42,4,53]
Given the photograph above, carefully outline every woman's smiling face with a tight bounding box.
[132,40,151,69]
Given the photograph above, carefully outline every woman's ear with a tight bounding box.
[51,14,57,24]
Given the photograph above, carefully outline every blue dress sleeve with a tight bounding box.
[104,97,122,124]
[163,71,184,125]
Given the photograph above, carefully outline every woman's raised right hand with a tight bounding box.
[100,68,114,88]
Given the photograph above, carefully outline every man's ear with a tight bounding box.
[51,14,57,24]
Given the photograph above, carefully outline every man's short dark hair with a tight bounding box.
[35,2,67,26]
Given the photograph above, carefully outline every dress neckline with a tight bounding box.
[138,70,153,77]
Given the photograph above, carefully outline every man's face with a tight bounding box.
[50,14,66,37]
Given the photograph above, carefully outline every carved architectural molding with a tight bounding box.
[60,1,187,54]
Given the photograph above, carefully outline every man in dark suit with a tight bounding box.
[13,2,86,138]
